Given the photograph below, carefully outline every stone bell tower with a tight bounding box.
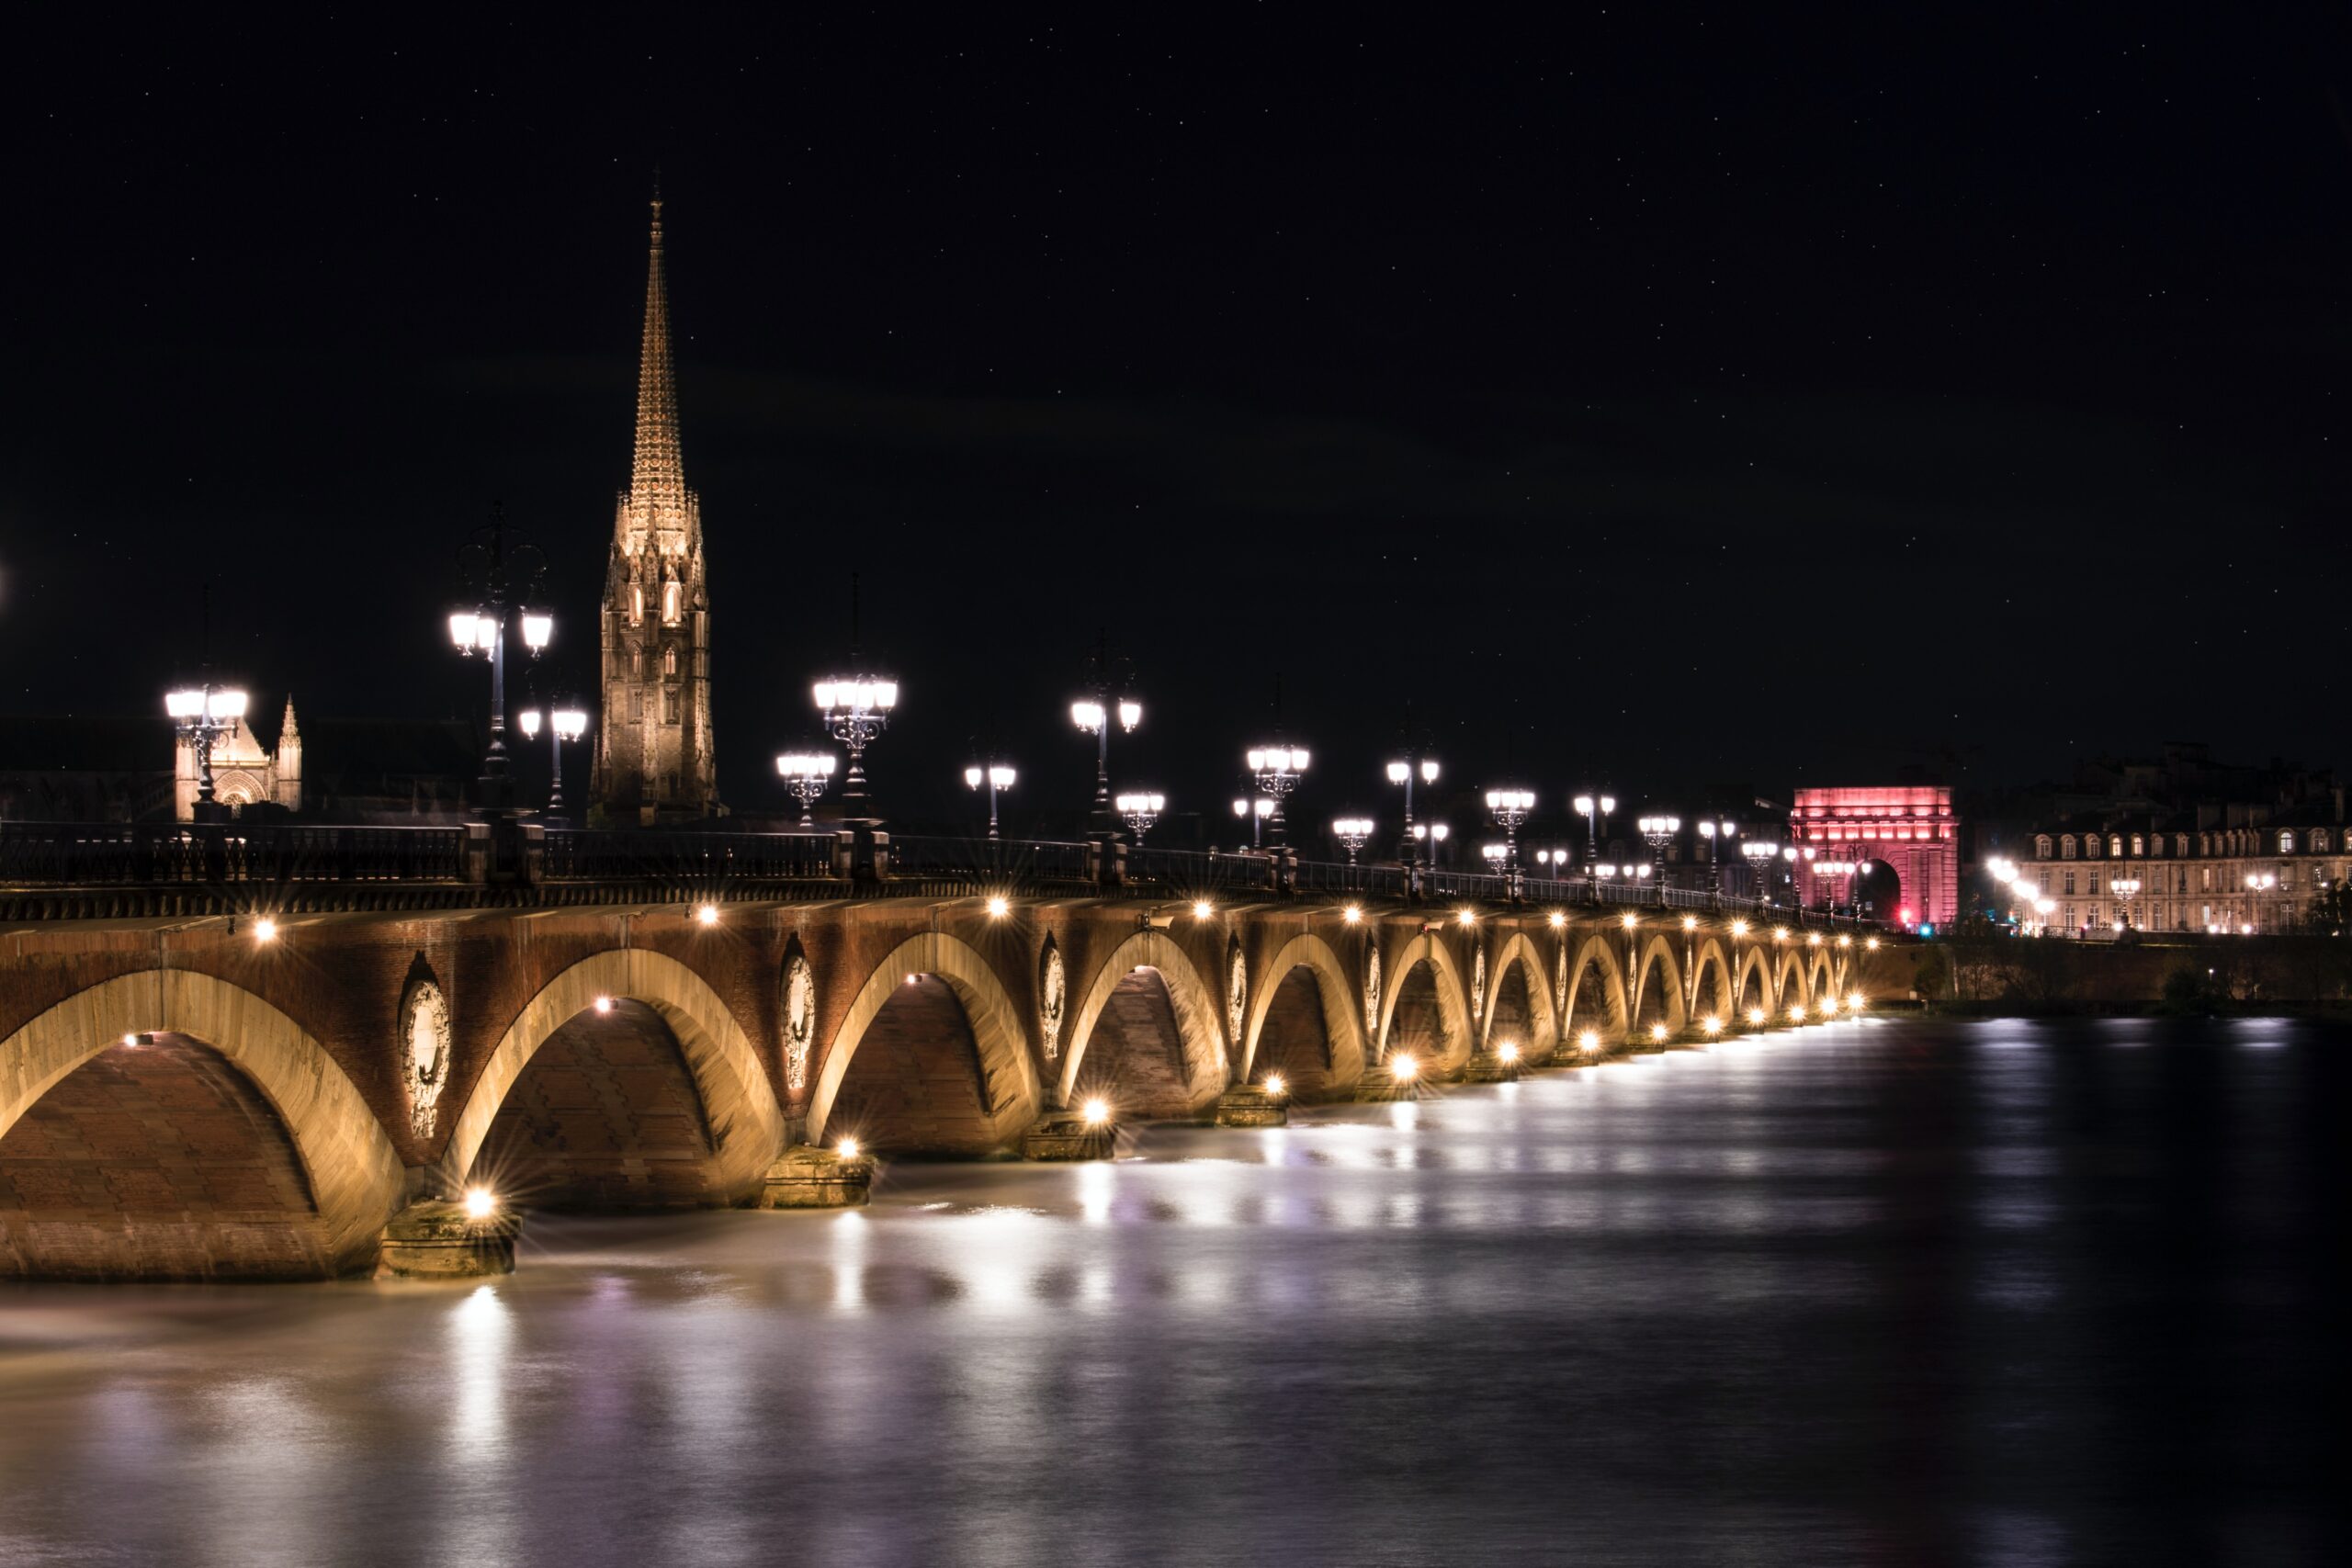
[592,183,719,823]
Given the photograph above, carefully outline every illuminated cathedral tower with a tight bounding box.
[593,186,719,822]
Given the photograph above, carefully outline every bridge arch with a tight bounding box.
[446,948,786,1204]
[1733,944,1774,1015]
[809,932,1041,1151]
[1774,948,1811,1011]
[1630,934,1689,1035]
[1374,932,1474,1075]
[0,970,405,1277]
[1809,948,1837,1006]
[1240,933,1366,1096]
[1563,934,1632,1043]
[1690,938,1734,1022]
[1481,932,1558,1055]
[1058,931,1227,1117]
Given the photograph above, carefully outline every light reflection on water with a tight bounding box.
[0,1016,2343,1567]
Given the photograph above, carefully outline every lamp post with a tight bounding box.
[1386,755,1440,864]
[1071,681,1142,839]
[447,509,552,812]
[1637,814,1680,905]
[1116,791,1165,840]
[1485,788,1534,870]
[1246,745,1309,845]
[2244,872,2276,934]
[164,683,249,822]
[1695,818,1736,899]
[1333,817,1375,865]
[964,762,1016,840]
[775,751,837,828]
[2113,876,2141,931]
[1574,793,1617,894]
[1412,820,1451,867]
[1233,795,1274,850]
[517,704,591,823]
[813,674,897,819]
[1740,840,1778,906]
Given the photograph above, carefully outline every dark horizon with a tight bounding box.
[6,11,2347,830]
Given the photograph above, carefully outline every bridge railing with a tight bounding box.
[0,821,470,884]
[540,828,841,882]
[887,834,1098,886]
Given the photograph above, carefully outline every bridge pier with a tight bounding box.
[1019,1111,1115,1160]
[760,1145,874,1208]
[1211,1083,1288,1128]
[1458,1047,1521,1083]
[375,1201,519,1280]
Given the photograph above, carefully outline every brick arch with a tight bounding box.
[0,970,405,1277]
[1809,948,1837,1004]
[1690,938,1735,1021]
[1774,947,1811,1010]
[1563,934,1631,1041]
[807,932,1040,1149]
[1240,933,1366,1091]
[1058,931,1227,1116]
[1631,933,1688,1033]
[446,949,786,1204]
[1734,945,1774,1015]
[1374,932,1473,1073]
[1480,931,1558,1054]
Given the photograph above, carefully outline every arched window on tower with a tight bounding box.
[629,582,645,626]
[662,646,678,677]
[630,647,643,679]
[662,578,683,626]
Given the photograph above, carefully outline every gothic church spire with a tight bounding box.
[626,176,689,532]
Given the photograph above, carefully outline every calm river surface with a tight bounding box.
[2,1017,2345,1567]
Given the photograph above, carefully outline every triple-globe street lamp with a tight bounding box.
[1637,814,1680,904]
[1574,793,1617,889]
[1694,818,1737,897]
[1116,791,1165,840]
[1246,744,1309,845]
[1332,817,1375,865]
[813,673,897,819]
[775,751,837,828]
[1071,684,1142,838]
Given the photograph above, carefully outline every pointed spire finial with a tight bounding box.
[625,179,686,529]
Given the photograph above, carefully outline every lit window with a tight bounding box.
[629,583,644,626]
[2278,829,2295,854]
[662,579,683,625]
[662,646,678,677]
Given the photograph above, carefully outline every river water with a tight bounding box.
[1,1017,2343,1567]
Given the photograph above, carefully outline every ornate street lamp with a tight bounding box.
[1116,791,1165,840]
[1485,788,1535,873]
[964,761,1016,840]
[1637,814,1680,905]
[1695,818,1737,897]
[775,751,837,828]
[1740,839,1778,905]
[813,673,897,818]
[1574,793,1617,881]
[1071,650,1142,837]
[164,682,249,821]
[2112,877,2141,931]
[1332,817,1374,865]
[1246,744,1309,845]
[517,703,591,823]
[1234,795,1275,850]
[1411,820,1451,866]
[447,508,552,811]
[1386,754,1440,864]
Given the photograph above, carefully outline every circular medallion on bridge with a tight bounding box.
[783,953,816,1091]
[1227,945,1248,1051]
[1472,945,1487,1025]
[1555,944,1570,1020]
[398,977,451,1140]
[1039,940,1066,1062]
[1363,943,1382,1041]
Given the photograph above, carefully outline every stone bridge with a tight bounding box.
[0,823,1894,1281]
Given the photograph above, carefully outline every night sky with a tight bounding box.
[6,12,2347,831]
